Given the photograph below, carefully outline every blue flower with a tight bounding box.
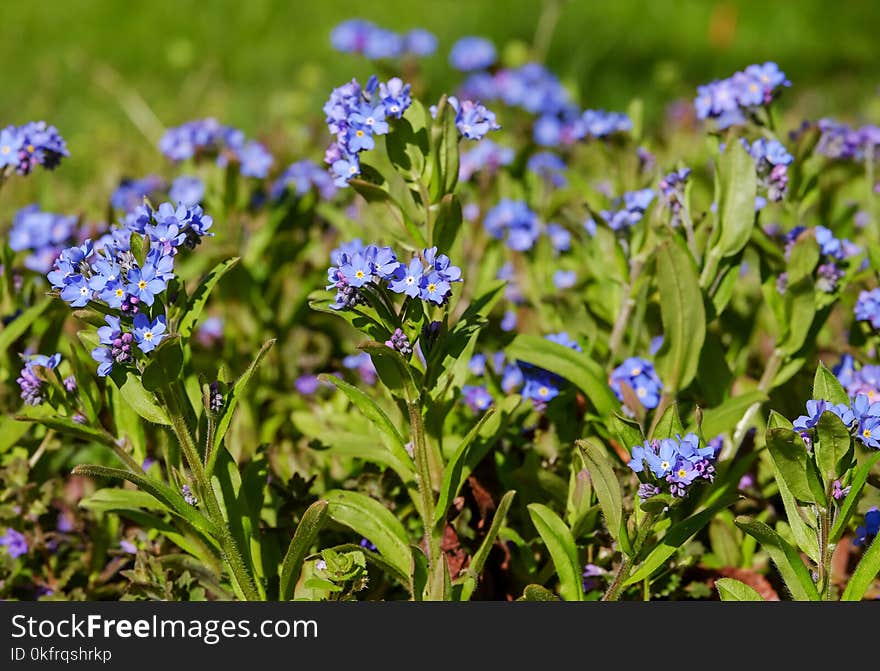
[0,126,24,169]
[581,110,632,138]
[483,200,542,251]
[463,384,493,412]
[133,314,167,353]
[469,354,487,376]
[0,528,27,559]
[331,155,360,186]
[600,189,655,231]
[527,152,567,187]
[350,102,389,135]
[500,310,518,332]
[389,258,425,298]
[501,363,523,393]
[854,508,880,547]
[522,374,560,404]
[111,175,165,211]
[378,78,411,118]
[459,140,514,181]
[793,399,830,431]
[646,439,679,478]
[404,29,437,56]
[339,252,375,288]
[609,357,663,409]
[169,175,205,206]
[420,271,452,304]
[449,36,496,71]
[59,274,93,307]
[546,223,571,252]
[126,262,167,306]
[855,288,880,329]
[271,160,337,201]
[346,124,375,153]
[440,97,500,141]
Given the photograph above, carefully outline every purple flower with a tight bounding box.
[385,328,413,355]
[343,352,377,385]
[0,528,27,559]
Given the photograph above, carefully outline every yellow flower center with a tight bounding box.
[539,386,549,397]
[138,280,147,289]
[0,146,9,155]
[356,129,364,137]
[661,460,670,470]
[144,331,153,341]
[678,468,687,478]
[637,387,647,398]
[115,289,124,297]
[427,283,437,293]
[864,429,872,438]
[355,270,365,279]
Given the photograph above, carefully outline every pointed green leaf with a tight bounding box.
[715,577,765,601]
[650,402,685,440]
[0,298,53,354]
[654,240,706,392]
[815,410,852,483]
[178,257,240,338]
[766,427,820,504]
[527,503,583,601]
[842,535,880,601]
[734,517,820,601]
[279,500,329,600]
[714,140,758,258]
[813,362,849,406]
[459,490,516,601]
[577,440,626,550]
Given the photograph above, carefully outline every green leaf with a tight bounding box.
[357,341,418,400]
[434,408,497,526]
[318,374,412,473]
[459,490,516,601]
[715,577,765,601]
[71,464,218,542]
[768,410,794,430]
[842,535,880,601]
[279,500,329,600]
[815,410,852,483]
[734,517,820,601]
[0,298,53,354]
[698,391,768,437]
[650,402,685,440]
[654,240,706,392]
[129,232,149,267]
[113,372,170,426]
[831,451,880,542]
[518,584,561,601]
[527,503,583,601]
[324,490,413,588]
[429,95,460,199]
[80,488,169,515]
[765,427,821,504]
[714,139,758,258]
[812,362,849,406]
[625,497,734,585]
[577,440,626,550]
[211,339,275,456]
[0,415,33,455]
[431,193,463,251]
[177,257,240,338]
[609,412,644,452]
[507,334,617,416]
[774,463,820,563]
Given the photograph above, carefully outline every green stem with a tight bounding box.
[162,384,259,601]
[699,248,722,290]
[602,511,658,601]
[408,401,443,600]
[608,258,644,364]
[866,148,877,245]
[818,504,834,600]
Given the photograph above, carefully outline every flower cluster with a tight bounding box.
[527,152,567,188]
[834,355,880,400]
[9,206,81,274]
[323,76,411,186]
[658,168,690,226]
[430,96,500,141]
[855,288,880,329]
[47,202,211,375]
[460,63,630,147]
[743,138,793,207]
[815,119,880,162]
[792,395,880,449]
[600,188,655,231]
[159,118,273,178]
[270,160,338,201]
[776,225,859,295]
[694,62,790,129]
[327,241,462,310]
[0,121,68,176]
[331,19,436,58]
[628,433,717,498]
[609,357,663,409]
[519,332,582,407]
[16,353,61,406]
[483,199,542,251]
[459,140,513,181]
[449,36,496,71]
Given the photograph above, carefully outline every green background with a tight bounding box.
[1,0,878,194]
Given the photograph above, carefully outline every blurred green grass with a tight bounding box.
[1,0,878,201]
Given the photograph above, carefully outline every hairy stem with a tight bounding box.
[408,401,443,600]
[608,258,644,364]
[603,511,658,601]
[726,347,784,459]
[162,384,259,601]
